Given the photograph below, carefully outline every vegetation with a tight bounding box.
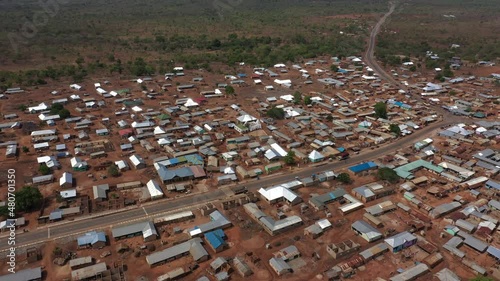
[225,85,235,95]
[469,276,494,281]
[18,104,27,111]
[376,167,400,184]
[283,151,296,165]
[0,206,8,218]
[337,173,352,184]
[293,91,302,104]
[330,64,339,72]
[376,0,500,65]
[0,0,382,90]
[304,96,312,105]
[266,107,285,120]
[15,186,44,212]
[374,102,387,119]
[50,103,71,118]
[108,165,121,177]
[389,124,401,136]
[22,146,29,153]
[38,163,50,175]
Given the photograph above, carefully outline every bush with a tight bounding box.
[389,124,401,136]
[58,109,70,119]
[337,173,352,184]
[374,102,387,119]
[304,96,312,105]
[283,151,296,165]
[225,85,235,95]
[108,165,120,177]
[266,107,285,120]
[377,167,399,184]
[39,163,50,175]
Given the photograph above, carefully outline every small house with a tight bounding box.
[129,154,146,169]
[59,172,73,188]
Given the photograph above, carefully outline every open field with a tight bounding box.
[376,0,500,66]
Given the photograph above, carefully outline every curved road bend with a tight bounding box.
[0,2,469,253]
[365,1,464,122]
[0,117,457,252]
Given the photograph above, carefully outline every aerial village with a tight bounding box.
[0,53,499,281]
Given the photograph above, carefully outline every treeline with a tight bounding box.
[0,33,365,90]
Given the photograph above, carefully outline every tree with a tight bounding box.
[409,65,417,72]
[22,146,29,153]
[304,96,312,105]
[266,107,285,120]
[330,64,339,72]
[39,163,50,175]
[58,109,70,119]
[225,85,235,95]
[50,103,64,115]
[15,186,43,212]
[293,91,302,104]
[18,104,27,111]
[337,173,352,184]
[283,151,296,165]
[374,102,387,119]
[0,206,8,218]
[377,167,399,184]
[389,124,401,136]
[108,164,120,177]
[326,115,334,122]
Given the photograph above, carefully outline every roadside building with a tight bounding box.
[111,221,158,242]
[77,231,107,249]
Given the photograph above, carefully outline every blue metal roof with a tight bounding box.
[487,246,500,259]
[77,231,106,246]
[348,161,377,173]
[205,230,225,249]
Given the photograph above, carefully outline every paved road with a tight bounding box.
[0,117,457,253]
[0,2,469,253]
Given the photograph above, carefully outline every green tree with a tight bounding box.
[374,102,388,119]
[389,124,401,136]
[442,68,454,77]
[39,163,50,175]
[337,173,352,184]
[0,206,8,218]
[58,109,70,119]
[18,104,27,111]
[304,96,312,105]
[108,164,120,177]
[266,107,285,120]
[15,186,43,212]
[377,167,399,184]
[293,91,302,104]
[225,85,235,95]
[50,103,64,115]
[283,151,296,165]
[330,64,339,72]
[409,65,417,72]
[326,115,334,122]
[22,146,29,153]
